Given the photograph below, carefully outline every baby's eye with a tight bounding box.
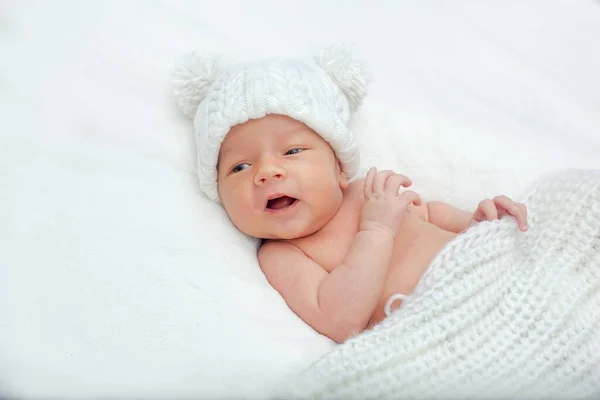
[285,148,304,155]
[232,163,250,173]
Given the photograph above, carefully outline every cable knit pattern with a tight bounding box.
[172,46,368,203]
[288,169,600,400]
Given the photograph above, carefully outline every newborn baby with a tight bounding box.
[173,46,528,343]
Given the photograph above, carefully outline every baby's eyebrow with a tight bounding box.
[278,125,308,137]
[219,125,309,158]
[219,145,237,158]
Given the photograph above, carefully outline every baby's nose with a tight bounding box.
[254,161,287,185]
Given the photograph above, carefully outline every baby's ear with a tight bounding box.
[339,172,349,190]
[315,44,371,112]
[336,161,349,189]
[172,50,229,118]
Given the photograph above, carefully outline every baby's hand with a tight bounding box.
[470,195,528,232]
[360,167,421,237]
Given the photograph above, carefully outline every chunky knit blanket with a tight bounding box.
[290,169,600,399]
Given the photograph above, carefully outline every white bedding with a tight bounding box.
[1,1,599,398]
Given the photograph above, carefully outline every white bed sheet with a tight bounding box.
[1,0,599,398]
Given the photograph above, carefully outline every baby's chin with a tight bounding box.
[245,221,324,241]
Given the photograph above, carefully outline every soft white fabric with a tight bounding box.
[1,1,600,398]
[291,169,600,399]
[172,47,367,202]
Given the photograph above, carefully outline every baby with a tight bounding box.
[173,47,528,343]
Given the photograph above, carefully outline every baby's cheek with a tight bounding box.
[226,207,255,235]
[233,199,258,223]
[220,183,242,206]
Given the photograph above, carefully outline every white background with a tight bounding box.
[1,0,599,398]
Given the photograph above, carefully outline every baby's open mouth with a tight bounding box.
[266,196,298,210]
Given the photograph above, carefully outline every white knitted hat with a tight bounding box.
[172,45,369,203]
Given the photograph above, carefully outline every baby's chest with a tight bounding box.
[302,231,356,272]
[293,210,360,273]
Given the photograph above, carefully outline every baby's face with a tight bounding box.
[217,114,348,240]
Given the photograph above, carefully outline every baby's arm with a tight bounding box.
[424,201,473,233]
[259,229,394,343]
[423,196,528,233]
[259,168,419,343]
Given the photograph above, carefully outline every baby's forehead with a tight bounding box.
[220,117,316,154]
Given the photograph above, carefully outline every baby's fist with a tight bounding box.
[471,195,528,232]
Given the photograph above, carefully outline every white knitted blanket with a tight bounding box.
[290,169,600,400]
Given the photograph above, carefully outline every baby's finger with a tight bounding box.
[511,202,529,231]
[399,174,412,188]
[519,203,528,225]
[492,195,516,213]
[474,199,497,222]
[493,196,527,231]
[373,170,395,193]
[398,190,421,207]
[363,167,376,199]
[383,174,410,196]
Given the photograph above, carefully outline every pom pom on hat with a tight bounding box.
[172,50,227,118]
[315,44,370,111]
